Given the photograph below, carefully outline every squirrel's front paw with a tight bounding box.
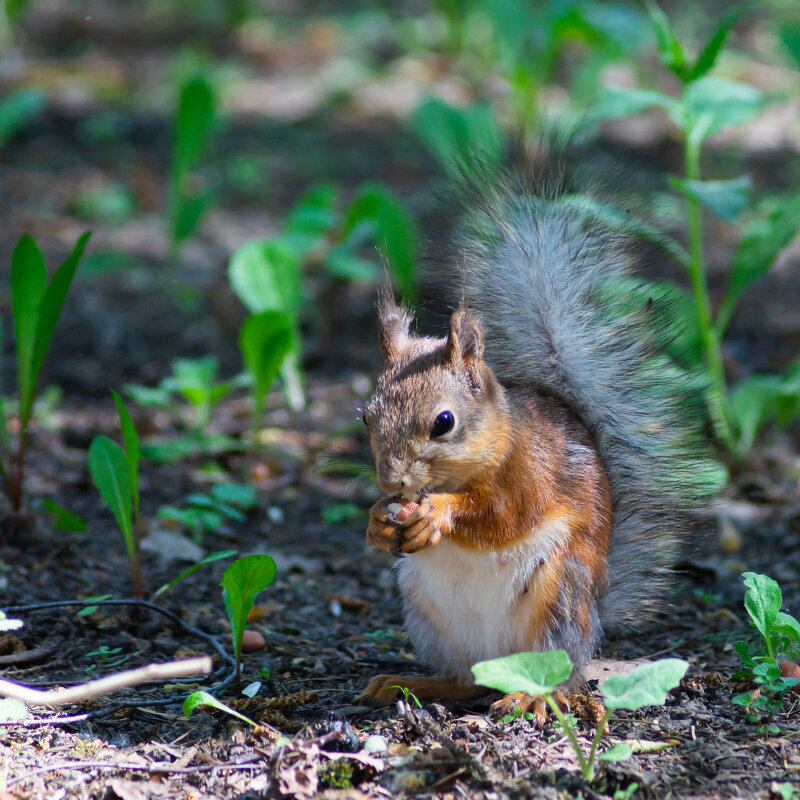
[397,497,441,554]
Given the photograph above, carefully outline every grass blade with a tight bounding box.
[88,436,134,563]
[111,389,140,523]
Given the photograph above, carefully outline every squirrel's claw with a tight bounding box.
[489,688,571,728]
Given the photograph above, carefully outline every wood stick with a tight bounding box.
[0,656,213,707]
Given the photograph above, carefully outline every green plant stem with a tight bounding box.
[12,427,28,512]
[544,693,590,778]
[586,708,615,781]
[684,134,734,452]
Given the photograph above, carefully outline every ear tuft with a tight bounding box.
[445,306,485,380]
[377,284,414,362]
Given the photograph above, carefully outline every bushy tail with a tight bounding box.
[450,159,718,629]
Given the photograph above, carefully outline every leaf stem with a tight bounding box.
[684,133,734,452]
[586,708,614,781]
[544,693,590,778]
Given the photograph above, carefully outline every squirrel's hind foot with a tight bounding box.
[358,674,487,706]
[490,688,607,730]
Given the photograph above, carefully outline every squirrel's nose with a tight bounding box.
[377,461,412,495]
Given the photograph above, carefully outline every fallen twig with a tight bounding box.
[0,656,212,706]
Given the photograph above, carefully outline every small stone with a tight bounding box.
[363,734,388,754]
[240,629,266,653]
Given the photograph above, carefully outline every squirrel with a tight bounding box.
[358,156,715,720]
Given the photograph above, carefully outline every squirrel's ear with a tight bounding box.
[377,287,413,362]
[445,306,485,381]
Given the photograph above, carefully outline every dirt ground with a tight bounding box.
[2,2,800,799]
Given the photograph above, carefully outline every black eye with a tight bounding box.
[431,411,454,438]
[361,412,367,426]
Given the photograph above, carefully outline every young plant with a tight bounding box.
[239,311,292,432]
[1,232,90,511]
[590,2,800,459]
[88,390,143,597]
[151,549,237,601]
[228,181,420,411]
[158,483,256,542]
[472,651,688,782]
[220,554,277,680]
[184,690,257,727]
[733,573,800,725]
[169,75,216,260]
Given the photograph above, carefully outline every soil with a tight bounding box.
[2,3,800,799]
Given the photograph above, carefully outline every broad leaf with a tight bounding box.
[239,311,292,428]
[742,572,782,645]
[729,376,782,457]
[471,650,573,696]
[211,484,257,509]
[687,4,749,82]
[173,77,215,185]
[682,77,762,142]
[719,193,800,335]
[183,690,256,726]
[588,86,681,128]
[773,612,800,644]
[111,389,140,522]
[88,436,134,561]
[0,88,45,148]
[779,22,800,69]
[344,184,419,303]
[601,658,688,709]
[26,231,90,423]
[11,234,47,417]
[42,498,87,533]
[668,176,750,222]
[220,554,277,668]
[644,0,687,79]
[598,742,633,762]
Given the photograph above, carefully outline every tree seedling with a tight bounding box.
[88,390,143,597]
[733,572,800,726]
[1,232,90,511]
[472,651,688,782]
[220,554,277,681]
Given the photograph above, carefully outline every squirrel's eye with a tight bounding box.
[431,411,455,438]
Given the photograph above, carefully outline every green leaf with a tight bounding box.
[344,184,419,303]
[152,549,237,600]
[644,0,687,78]
[172,192,209,244]
[88,436,134,563]
[779,23,800,69]
[773,612,800,644]
[412,98,505,177]
[42,498,87,532]
[211,484,257,509]
[0,88,45,148]
[471,650,573,696]
[598,742,633,762]
[11,234,47,419]
[601,659,688,710]
[588,86,682,129]
[111,389,140,523]
[173,77,215,186]
[682,77,762,143]
[742,572,782,646]
[719,193,800,335]
[183,690,256,727]
[0,698,27,722]
[239,311,292,428]
[220,554,277,670]
[687,5,749,82]
[668,176,750,222]
[729,376,782,457]
[25,231,90,424]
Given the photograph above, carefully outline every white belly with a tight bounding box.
[396,516,570,680]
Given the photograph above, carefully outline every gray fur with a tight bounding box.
[451,172,715,630]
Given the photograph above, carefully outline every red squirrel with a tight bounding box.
[358,160,714,720]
